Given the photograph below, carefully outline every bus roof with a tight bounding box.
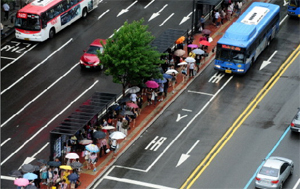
[17,0,61,15]
[217,2,280,48]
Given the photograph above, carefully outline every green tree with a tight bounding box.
[98,19,164,97]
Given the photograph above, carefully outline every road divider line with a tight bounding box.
[1,138,11,146]
[1,38,73,95]
[0,80,98,165]
[1,175,15,181]
[293,178,300,189]
[181,44,300,189]
[187,90,214,96]
[1,56,16,60]
[1,63,78,127]
[1,44,38,71]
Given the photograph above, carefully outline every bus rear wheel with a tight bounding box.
[82,8,88,18]
[49,28,55,39]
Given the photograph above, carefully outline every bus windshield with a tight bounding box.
[217,48,246,63]
[15,14,41,31]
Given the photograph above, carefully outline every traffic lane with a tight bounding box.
[186,46,300,189]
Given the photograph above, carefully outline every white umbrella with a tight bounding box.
[185,57,196,63]
[127,86,140,94]
[110,131,126,140]
[174,49,185,57]
[165,69,178,75]
[178,62,187,66]
[102,125,115,130]
[192,49,205,55]
[79,139,93,145]
[65,153,79,159]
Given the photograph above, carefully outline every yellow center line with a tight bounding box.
[181,44,300,189]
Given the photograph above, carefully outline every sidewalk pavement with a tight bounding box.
[1,1,21,41]
[13,0,265,188]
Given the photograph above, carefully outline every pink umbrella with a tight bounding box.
[14,178,29,187]
[187,44,198,48]
[145,80,159,88]
[199,40,211,46]
[127,102,139,108]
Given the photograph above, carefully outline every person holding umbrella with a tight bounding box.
[89,152,98,172]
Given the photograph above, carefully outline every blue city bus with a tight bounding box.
[214,2,280,74]
[287,0,300,17]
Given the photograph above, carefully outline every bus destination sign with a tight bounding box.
[222,45,241,51]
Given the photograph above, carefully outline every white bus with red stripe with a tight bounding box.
[15,0,99,42]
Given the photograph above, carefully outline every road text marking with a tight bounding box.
[145,136,167,151]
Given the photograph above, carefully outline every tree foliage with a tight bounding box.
[97,19,164,96]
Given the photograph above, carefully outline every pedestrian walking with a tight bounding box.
[199,14,205,32]
[40,163,48,185]
[116,117,122,131]
[227,3,234,20]
[146,88,153,106]
[2,3,10,21]
[195,54,201,72]
[120,118,129,135]
[170,72,177,94]
[189,62,195,77]
[89,152,98,172]
[130,93,137,104]
[215,10,221,27]
[83,150,91,170]
[163,79,169,97]
[220,8,226,24]
[47,167,53,188]
[99,138,108,157]
[181,65,188,82]
[60,179,68,189]
[186,34,194,54]
[136,93,143,113]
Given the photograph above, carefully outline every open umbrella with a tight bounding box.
[85,144,99,153]
[187,44,198,48]
[110,131,126,140]
[185,57,196,63]
[21,164,35,173]
[153,78,167,84]
[163,73,173,79]
[36,159,48,164]
[178,62,188,66]
[101,125,115,130]
[25,185,37,189]
[23,173,38,180]
[70,162,83,169]
[174,49,185,57]
[9,170,23,177]
[127,86,140,94]
[165,69,178,75]
[79,139,93,145]
[118,96,131,103]
[126,102,139,108]
[47,161,61,167]
[93,131,106,139]
[59,165,73,170]
[176,36,185,44]
[109,104,120,111]
[120,110,134,116]
[199,40,211,46]
[202,29,211,35]
[145,80,159,88]
[192,49,205,55]
[14,178,29,187]
[68,173,79,182]
[65,153,79,159]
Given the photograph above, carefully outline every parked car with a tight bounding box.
[80,39,106,69]
[290,108,300,132]
[255,156,294,189]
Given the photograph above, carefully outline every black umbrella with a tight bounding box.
[67,173,79,182]
[9,170,22,177]
[21,164,35,173]
[109,104,120,111]
[70,162,83,169]
[36,159,47,164]
[93,131,106,139]
[118,96,131,103]
[120,110,134,116]
[47,161,61,167]
[25,185,38,189]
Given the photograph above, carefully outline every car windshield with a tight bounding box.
[259,167,279,177]
[15,14,41,31]
[86,46,103,54]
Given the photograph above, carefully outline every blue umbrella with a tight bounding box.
[163,73,172,79]
[85,144,99,153]
[153,78,167,84]
[67,173,79,181]
[23,173,38,180]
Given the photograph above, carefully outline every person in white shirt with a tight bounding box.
[130,93,137,104]
[2,3,10,20]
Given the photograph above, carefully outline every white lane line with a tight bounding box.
[182,109,192,112]
[1,44,38,71]
[188,90,214,96]
[293,178,300,189]
[104,176,176,189]
[1,63,78,127]
[159,13,174,26]
[1,56,16,60]
[1,138,11,146]
[1,175,15,181]
[1,38,73,95]
[0,80,98,165]
[144,0,154,9]
[92,166,115,188]
[98,9,110,20]
[280,14,288,26]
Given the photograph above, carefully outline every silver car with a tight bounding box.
[290,108,300,132]
[255,156,294,189]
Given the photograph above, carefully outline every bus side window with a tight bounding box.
[41,13,47,28]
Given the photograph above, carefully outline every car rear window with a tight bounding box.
[87,46,102,54]
[259,167,278,177]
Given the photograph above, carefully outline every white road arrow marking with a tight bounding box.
[283,0,289,6]
[260,50,277,70]
[179,11,193,25]
[98,9,110,20]
[176,114,187,122]
[159,13,174,26]
[176,140,200,167]
[148,4,168,21]
[117,0,137,17]
[144,0,155,9]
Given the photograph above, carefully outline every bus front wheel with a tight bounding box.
[82,8,88,18]
[49,28,55,39]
